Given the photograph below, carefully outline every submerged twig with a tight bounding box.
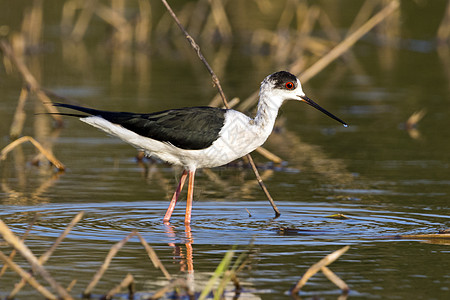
[160,0,281,217]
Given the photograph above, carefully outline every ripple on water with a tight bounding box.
[0,200,447,246]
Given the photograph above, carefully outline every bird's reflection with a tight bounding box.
[163,222,194,275]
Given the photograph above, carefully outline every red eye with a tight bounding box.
[285,82,294,89]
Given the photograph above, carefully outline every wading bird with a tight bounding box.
[56,71,347,224]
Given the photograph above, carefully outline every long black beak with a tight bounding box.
[299,95,348,127]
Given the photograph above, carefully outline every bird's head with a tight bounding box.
[262,71,348,127]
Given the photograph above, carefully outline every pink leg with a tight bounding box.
[163,170,188,223]
[184,169,196,224]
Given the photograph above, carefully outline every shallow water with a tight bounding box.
[1,1,450,299]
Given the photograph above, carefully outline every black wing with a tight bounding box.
[55,103,227,150]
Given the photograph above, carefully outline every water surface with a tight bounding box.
[1,1,450,299]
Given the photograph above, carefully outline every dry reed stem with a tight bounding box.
[240,0,398,111]
[70,0,96,41]
[291,246,350,295]
[95,2,133,46]
[437,0,450,42]
[9,86,29,139]
[136,0,152,47]
[135,231,172,280]
[0,219,73,299]
[0,214,37,277]
[160,0,281,217]
[207,0,232,39]
[321,266,349,292]
[222,97,239,109]
[347,0,378,35]
[393,233,450,239]
[83,231,137,297]
[298,0,399,83]
[104,273,134,300]
[96,3,128,30]
[66,279,77,292]
[0,251,57,300]
[22,0,43,47]
[0,40,62,124]
[8,212,84,298]
[254,146,282,164]
[61,0,80,34]
[0,136,65,170]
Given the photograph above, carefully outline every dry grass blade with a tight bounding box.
[298,0,400,83]
[0,219,73,299]
[159,0,281,217]
[0,251,57,300]
[104,273,134,300]
[41,211,84,263]
[0,214,37,277]
[8,212,84,298]
[83,231,137,297]
[0,136,65,170]
[135,232,172,280]
[321,266,349,292]
[291,245,350,295]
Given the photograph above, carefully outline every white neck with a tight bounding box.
[253,84,285,132]
[254,95,280,128]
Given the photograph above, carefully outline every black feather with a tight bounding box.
[55,103,227,150]
[269,71,298,90]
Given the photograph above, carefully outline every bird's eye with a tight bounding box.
[285,82,294,90]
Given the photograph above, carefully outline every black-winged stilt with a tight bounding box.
[55,71,347,224]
